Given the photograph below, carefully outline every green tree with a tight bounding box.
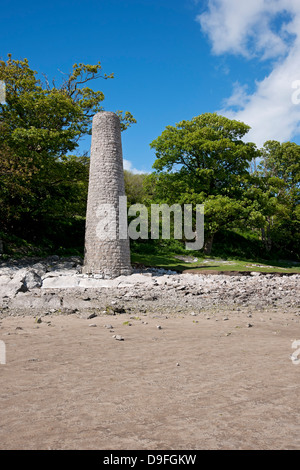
[124,170,147,205]
[258,141,300,258]
[260,140,300,186]
[0,55,136,248]
[150,113,257,194]
[149,113,259,253]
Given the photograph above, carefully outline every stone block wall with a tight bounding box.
[82,112,132,277]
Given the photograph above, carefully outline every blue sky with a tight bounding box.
[1,0,300,173]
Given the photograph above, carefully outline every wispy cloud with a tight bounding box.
[197,0,300,147]
[198,0,294,59]
[222,82,251,111]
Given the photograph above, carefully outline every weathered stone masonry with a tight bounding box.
[82,111,132,277]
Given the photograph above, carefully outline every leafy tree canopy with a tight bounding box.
[0,54,136,159]
[150,113,258,197]
[260,140,300,187]
[0,54,136,240]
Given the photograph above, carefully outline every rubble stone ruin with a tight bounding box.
[82,111,132,278]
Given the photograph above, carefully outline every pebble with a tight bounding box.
[0,257,299,318]
[113,334,124,341]
[87,313,97,319]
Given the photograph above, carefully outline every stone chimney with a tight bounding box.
[82,112,132,278]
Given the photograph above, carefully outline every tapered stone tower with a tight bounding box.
[82,112,132,277]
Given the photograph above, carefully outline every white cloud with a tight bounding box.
[123,158,145,174]
[222,82,251,110]
[197,0,300,147]
[198,0,294,59]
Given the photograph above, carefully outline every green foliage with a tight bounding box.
[150,113,257,195]
[260,140,300,186]
[148,113,260,253]
[124,170,148,205]
[256,141,300,257]
[146,114,299,259]
[0,54,136,250]
[1,60,299,265]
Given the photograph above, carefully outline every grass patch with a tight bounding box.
[130,229,300,273]
[131,252,300,274]
[2,226,299,274]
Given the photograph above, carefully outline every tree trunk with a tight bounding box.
[203,233,214,255]
[261,221,272,252]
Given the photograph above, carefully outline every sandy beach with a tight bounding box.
[1,297,299,450]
